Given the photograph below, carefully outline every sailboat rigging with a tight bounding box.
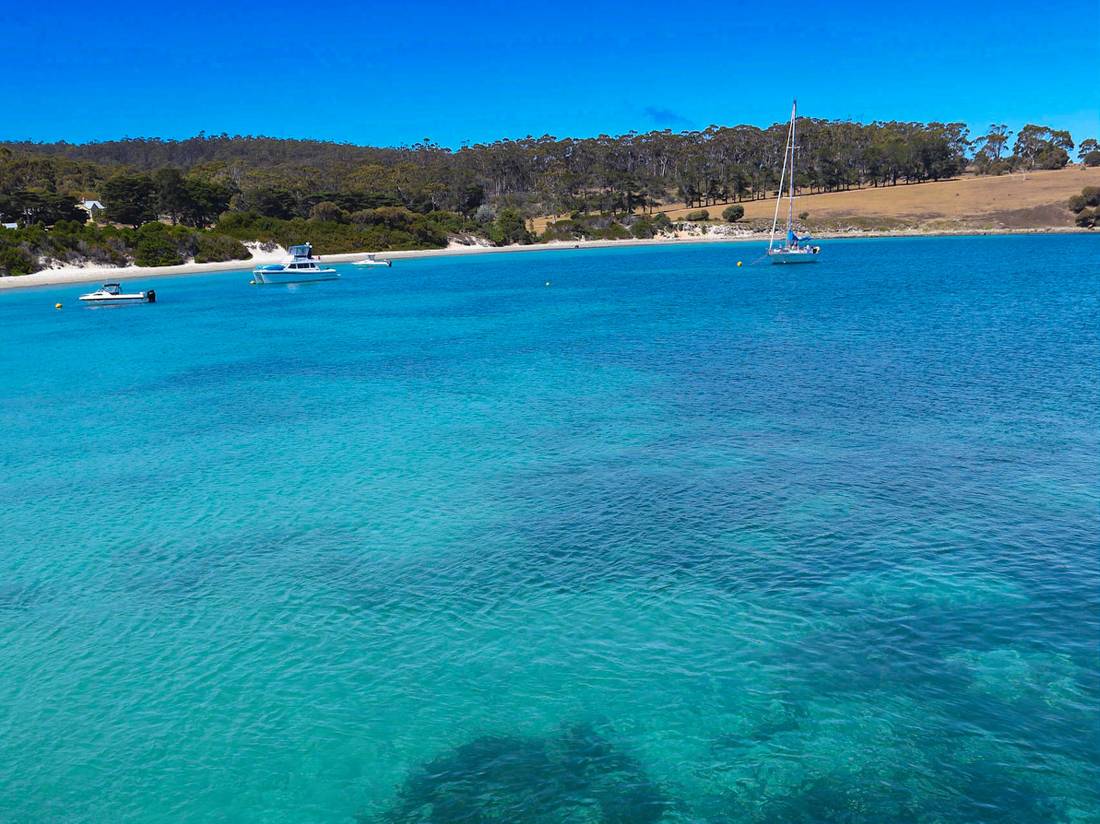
[768,99,821,264]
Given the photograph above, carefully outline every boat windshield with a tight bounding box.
[288,244,312,258]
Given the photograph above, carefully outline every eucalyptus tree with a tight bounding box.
[1013,125,1074,170]
[975,124,1013,164]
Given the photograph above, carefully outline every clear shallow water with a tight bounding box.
[0,235,1097,823]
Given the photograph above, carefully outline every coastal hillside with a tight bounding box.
[655,166,1100,232]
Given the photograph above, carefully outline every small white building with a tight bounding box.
[80,200,104,216]
[1,222,17,230]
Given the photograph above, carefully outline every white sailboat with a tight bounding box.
[768,100,821,264]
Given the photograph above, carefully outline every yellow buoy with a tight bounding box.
[55,302,62,309]
[737,261,743,267]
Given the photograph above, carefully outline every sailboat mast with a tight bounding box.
[769,105,795,252]
[787,99,797,233]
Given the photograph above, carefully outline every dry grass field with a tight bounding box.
[533,165,1100,234]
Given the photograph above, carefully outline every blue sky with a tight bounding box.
[6,0,1098,148]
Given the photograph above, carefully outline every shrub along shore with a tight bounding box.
[0,206,537,276]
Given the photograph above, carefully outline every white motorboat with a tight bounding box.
[767,99,821,264]
[353,253,392,267]
[252,243,338,284]
[79,283,156,304]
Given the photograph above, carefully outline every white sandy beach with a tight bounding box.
[0,234,760,292]
[0,227,1088,293]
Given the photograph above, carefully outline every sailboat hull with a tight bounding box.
[768,249,819,264]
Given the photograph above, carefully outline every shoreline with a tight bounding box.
[0,226,1092,293]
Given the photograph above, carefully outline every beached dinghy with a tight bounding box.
[79,283,156,304]
[252,243,338,284]
[768,99,821,264]
[353,254,392,267]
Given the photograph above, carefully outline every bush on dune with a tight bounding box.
[540,218,582,242]
[489,207,533,246]
[0,242,37,275]
[1067,187,1100,222]
[424,210,475,235]
[134,222,187,267]
[539,213,639,242]
[194,233,250,263]
[602,221,631,240]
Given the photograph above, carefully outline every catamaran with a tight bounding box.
[768,100,821,264]
[252,243,338,284]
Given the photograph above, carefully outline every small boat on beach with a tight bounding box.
[768,99,821,264]
[252,243,338,284]
[79,283,156,304]
[353,254,392,267]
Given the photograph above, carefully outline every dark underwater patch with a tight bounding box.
[0,580,45,613]
[375,722,670,823]
[749,764,1063,824]
[756,776,921,824]
[121,524,368,606]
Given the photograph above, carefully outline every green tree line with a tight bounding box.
[5,119,1092,224]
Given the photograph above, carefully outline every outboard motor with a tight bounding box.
[146,289,157,303]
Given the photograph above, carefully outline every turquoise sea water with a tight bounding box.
[0,235,1097,823]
